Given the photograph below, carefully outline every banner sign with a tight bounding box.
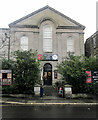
[43,54,52,61]
[86,71,98,83]
[86,71,92,83]
[38,54,58,61]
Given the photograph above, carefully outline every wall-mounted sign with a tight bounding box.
[52,54,58,61]
[86,71,91,77]
[0,70,13,86]
[92,71,98,83]
[54,70,58,79]
[86,77,92,83]
[38,54,43,60]
[0,70,12,73]
[86,71,98,83]
[34,87,40,92]
[64,87,72,95]
[38,54,58,61]
[86,71,92,83]
[43,54,52,61]
[65,87,72,92]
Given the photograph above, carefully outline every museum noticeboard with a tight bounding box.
[86,71,92,83]
[86,71,98,83]
[0,70,13,85]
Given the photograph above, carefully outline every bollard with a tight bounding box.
[40,86,43,97]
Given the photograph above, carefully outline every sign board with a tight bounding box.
[38,54,58,61]
[86,77,92,83]
[38,54,43,60]
[43,54,52,61]
[65,87,72,92]
[92,71,98,83]
[52,54,58,61]
[64,87,72,95]
[0,70,12,73]
[86,71,92,83]
[54,70,57,79]
[34,86,40,95]
[86,71,98,83]
[86,71,91,77]
[0,70,13,85]
[34,87,40,92]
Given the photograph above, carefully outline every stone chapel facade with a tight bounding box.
[0,6,85,85]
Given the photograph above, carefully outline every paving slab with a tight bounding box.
[0,95,97,105]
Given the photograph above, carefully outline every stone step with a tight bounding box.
[43,86,57,96]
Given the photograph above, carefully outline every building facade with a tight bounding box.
[0,6,85,85]
[85,31,98,57]
[0,28,10,59]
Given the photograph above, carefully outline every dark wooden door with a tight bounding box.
[43,63,52,85]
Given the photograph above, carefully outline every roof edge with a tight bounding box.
[86,31,98,41]
[0,28,9,30]
[9,5,85,30]
[9,5,49,27]
[48,6,85,30]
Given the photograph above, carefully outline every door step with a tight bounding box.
[43,86,57,96]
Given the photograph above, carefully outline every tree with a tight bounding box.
[57,53,98,93]
[2,59,14,70]
[2,50,40,94]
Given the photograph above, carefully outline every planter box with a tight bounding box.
[64,85,72,98]
[34,86,40,96]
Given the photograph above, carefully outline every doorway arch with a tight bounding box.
[43,63,52,85]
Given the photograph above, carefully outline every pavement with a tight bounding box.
[0,94,98,105]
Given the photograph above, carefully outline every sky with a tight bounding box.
[0,0,97,41]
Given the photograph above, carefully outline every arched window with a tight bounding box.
[43,24,52,52]
[67,36,74,52]
[20,36,28,51]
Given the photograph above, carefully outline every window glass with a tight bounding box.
[43,25,52,52]
[67,36,74,52]
[20,36,28,51]
[93,37,96,48]
[3,73,7,79]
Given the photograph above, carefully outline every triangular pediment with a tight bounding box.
[9,5,85,29]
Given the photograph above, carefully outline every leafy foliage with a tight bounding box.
[2,50,40,94]
[57,53,98,93]
[2,59,14,70]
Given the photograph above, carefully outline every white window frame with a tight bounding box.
[43,24,52,52]
[67,36,74,52]
[93,37,96,48]
[20,36,28,51]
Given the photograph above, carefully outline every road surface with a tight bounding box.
[1,104,98,119]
